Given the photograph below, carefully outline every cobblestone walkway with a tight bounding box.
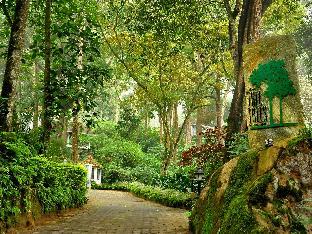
[28,190,189,234]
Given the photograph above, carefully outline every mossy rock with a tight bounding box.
[190,139,310,233]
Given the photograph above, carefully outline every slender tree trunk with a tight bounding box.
[161,111,171,174]
[114,102,120,123]
[185,115,192,145]
[72,105,79,163]
[144,110,149,133]
[159,113,163,144]
[32,62,39,129]
[42,0,52,145]
[172,103,179,160]
[71,36,83,162]
[215,78,223,129]
[0,0,30,131]
[61,114,68,145]
[196,108,203,146]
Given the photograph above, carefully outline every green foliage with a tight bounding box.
[45,136,71,162]
[288,125,312,148]
[227,132,250,157]
[0,134,87,229]
[81,121,192,192]
[295,13,312,81]
[299,199,312,229]
[158,165,193,192]
[92,182,195,209]
[133,127,161,154]
[262,0,306,34]
[20,128,44,154]
[116,106,141,140]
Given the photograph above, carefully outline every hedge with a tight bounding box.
[0,133,87,231]
[92,182,195,209]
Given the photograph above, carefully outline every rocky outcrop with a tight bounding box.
[190,138,312,233]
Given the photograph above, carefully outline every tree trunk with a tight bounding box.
[185,115,192,145]
[72,106,79,163]
[144,110,150,133]
[114,102,120,123]
[42,0,52,145]
[215,79,223,129]
[226,0,271,140]
[159,113,163,144]
[172,103,179,160]
[57,113,68,145]
[71,35,83,163]
[0,0,30,131]
[196,108,203,146]
[32,62,40,129]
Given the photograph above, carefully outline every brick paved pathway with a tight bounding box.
[28,190,190,234]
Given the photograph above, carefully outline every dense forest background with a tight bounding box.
[0,0,311,185]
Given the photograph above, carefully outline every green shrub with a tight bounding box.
[92,182,195,209]
[288,125,312,148]
[158,165,192,192]
[133,127,161,153]
[45,136,71,162]
[227,132,250,157]
[0,134,87,230]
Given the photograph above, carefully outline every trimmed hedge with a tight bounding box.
[92,182,195,209]
[0,133,87,231]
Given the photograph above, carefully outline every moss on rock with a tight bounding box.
[190,136,311,233]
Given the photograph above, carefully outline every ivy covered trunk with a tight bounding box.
[0,0,30,131]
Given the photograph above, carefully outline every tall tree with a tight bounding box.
[226,0,273,140]
[0,0,30,131]
[42,0,52,145]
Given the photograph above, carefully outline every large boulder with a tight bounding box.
[190,137,312,233]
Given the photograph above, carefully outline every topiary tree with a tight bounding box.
[249,59,296,126]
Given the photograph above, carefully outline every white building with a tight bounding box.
[83,155,102,188]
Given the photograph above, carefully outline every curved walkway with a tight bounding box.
[29,190,189,234]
